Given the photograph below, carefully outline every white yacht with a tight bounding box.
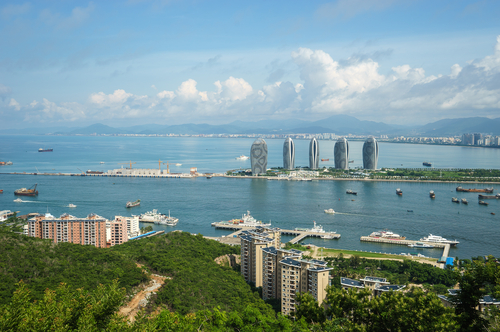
[324,208,335,214]
[14,198,23,203]
[236,155,249,160]
[420,234,459,246]
[369,230,406,240]
[68,204,77,208]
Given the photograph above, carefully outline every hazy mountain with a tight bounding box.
[416,117,500,136]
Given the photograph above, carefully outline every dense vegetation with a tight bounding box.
[111,231,273,315]
[0,230,147,304]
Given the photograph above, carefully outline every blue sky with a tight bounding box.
[1,0,500,129]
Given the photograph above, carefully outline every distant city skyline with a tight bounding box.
[1,1,499,129]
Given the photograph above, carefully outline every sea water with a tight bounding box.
[1,135,499,259]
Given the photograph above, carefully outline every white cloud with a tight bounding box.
[5,35,500,125]
[9,98,20,111]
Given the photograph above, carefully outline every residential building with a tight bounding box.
[109,219,128,246]
[250,138,268,175]
[363,137,379,170]
[439,289,500,312]
[309,138,319,169]
[283,137,295,170]
[114,215,140,238]
[27,212,107,248]
[240,227,281,287]
[340,276,405,297]
[334,138,349,170]
[262,247,303,300]
[474,133,483,146]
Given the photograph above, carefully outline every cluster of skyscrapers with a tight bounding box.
[461,133,500,146]
[239,227,332,315]
[250,137,379,175]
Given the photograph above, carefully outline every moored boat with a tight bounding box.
[478,194,500,199]
[420,234,459,246]
[479,200,489,206]
[429,190,435,198]
[346,189,357,195]
[456,186,494,193]
[452,197,459,203]
[14,184,38,196]
[396,188,403,196]
[423,162,432,167]
[321,158,329,161]
[126,199,141,208]
[461,198,468,204]
[408,242,434,248]
[212,210,271,227]
[369,230,406,240]
[38,148,53,152]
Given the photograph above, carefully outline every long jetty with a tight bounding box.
[360,236,452,263]
[213,224,340,243]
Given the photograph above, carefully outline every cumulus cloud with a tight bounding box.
[4,35,500,126]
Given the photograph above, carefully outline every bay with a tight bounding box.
[1,135,499,260]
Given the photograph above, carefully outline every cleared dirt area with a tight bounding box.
[119,265,168,322]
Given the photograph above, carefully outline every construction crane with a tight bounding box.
[158,159,176,174]
[118,161,136,169]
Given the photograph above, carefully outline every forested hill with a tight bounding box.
[0,230,147,304]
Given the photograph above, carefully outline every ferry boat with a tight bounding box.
[408,242,434,248]
[14,184,38,196]
[479,200,489,206]
[429,190,435,198]
[369,230,406,240]
[324,208,335,214]
[212,210,271,227]
[396,188,403,196]
[456,186,494,193]
[126,199,141,208]
[461,198,468,204]
[420,234,459,246]
[346,189,357,195]
[236,155,249,160]
[452,197,459,203]
[38,148,53,152]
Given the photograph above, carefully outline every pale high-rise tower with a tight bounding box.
[309,138,319,169]
[363,137,379,170]
[283,138,295,170]
[250,138,268,175]
[334,138,349,170]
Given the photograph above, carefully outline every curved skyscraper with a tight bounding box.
[334,138,349,170]
[250,138,268,175]
[363,137,379,170]
[309,138,319,169]
[283,137,295,170]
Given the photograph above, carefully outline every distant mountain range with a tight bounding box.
[2,115,500,137]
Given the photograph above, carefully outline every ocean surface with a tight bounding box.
[1,135,499,259]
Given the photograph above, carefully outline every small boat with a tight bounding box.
[429,190,435,198]
[14,198,23,202]
[407,210,413,212]
[491,212,496,215]
[461,198,468,204]
[408,242,434,248]
[423,162,432,167]
[235,155,249,161]
[38,148,53,152]
[175,163,182,166]
[68,204,77,208]
[100,161,105,164]
[452,197,459,203]
[324,208,335,214]
[126,199,141,208]
[14,184,38,196]
[396,188,403,196]
[321,158,329,162]
[0,189,3,193]
[346,189,357,195]
[206,175,212,179]
[479,201,489,206]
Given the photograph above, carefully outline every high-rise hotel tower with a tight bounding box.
[334,138,349,170]
[309,138,319,169]
[250,138,268,175]
[363,137,379,170]
[283,137,295,170]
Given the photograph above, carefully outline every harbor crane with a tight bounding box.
[118,161,136,169]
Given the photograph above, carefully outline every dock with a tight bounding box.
[360,236,452,264]
[213,224,340,243]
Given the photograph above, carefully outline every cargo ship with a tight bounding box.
[38,148,53,152]
[86,170,104,174]
[422,162,432,167]
[14,184,38,196]
[456,186,494,193]
[126,199,140,208]
[478,194,500,199]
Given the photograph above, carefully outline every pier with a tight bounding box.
[360,236,452,264]
[213,224,340,243]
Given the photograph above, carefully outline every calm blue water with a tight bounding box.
[1,135,499,259]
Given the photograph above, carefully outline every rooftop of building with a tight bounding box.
[361,276,389,284]
[280,257,302,268]
[341,277,364,288]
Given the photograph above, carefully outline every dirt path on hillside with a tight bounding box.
[119,265,169,322]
